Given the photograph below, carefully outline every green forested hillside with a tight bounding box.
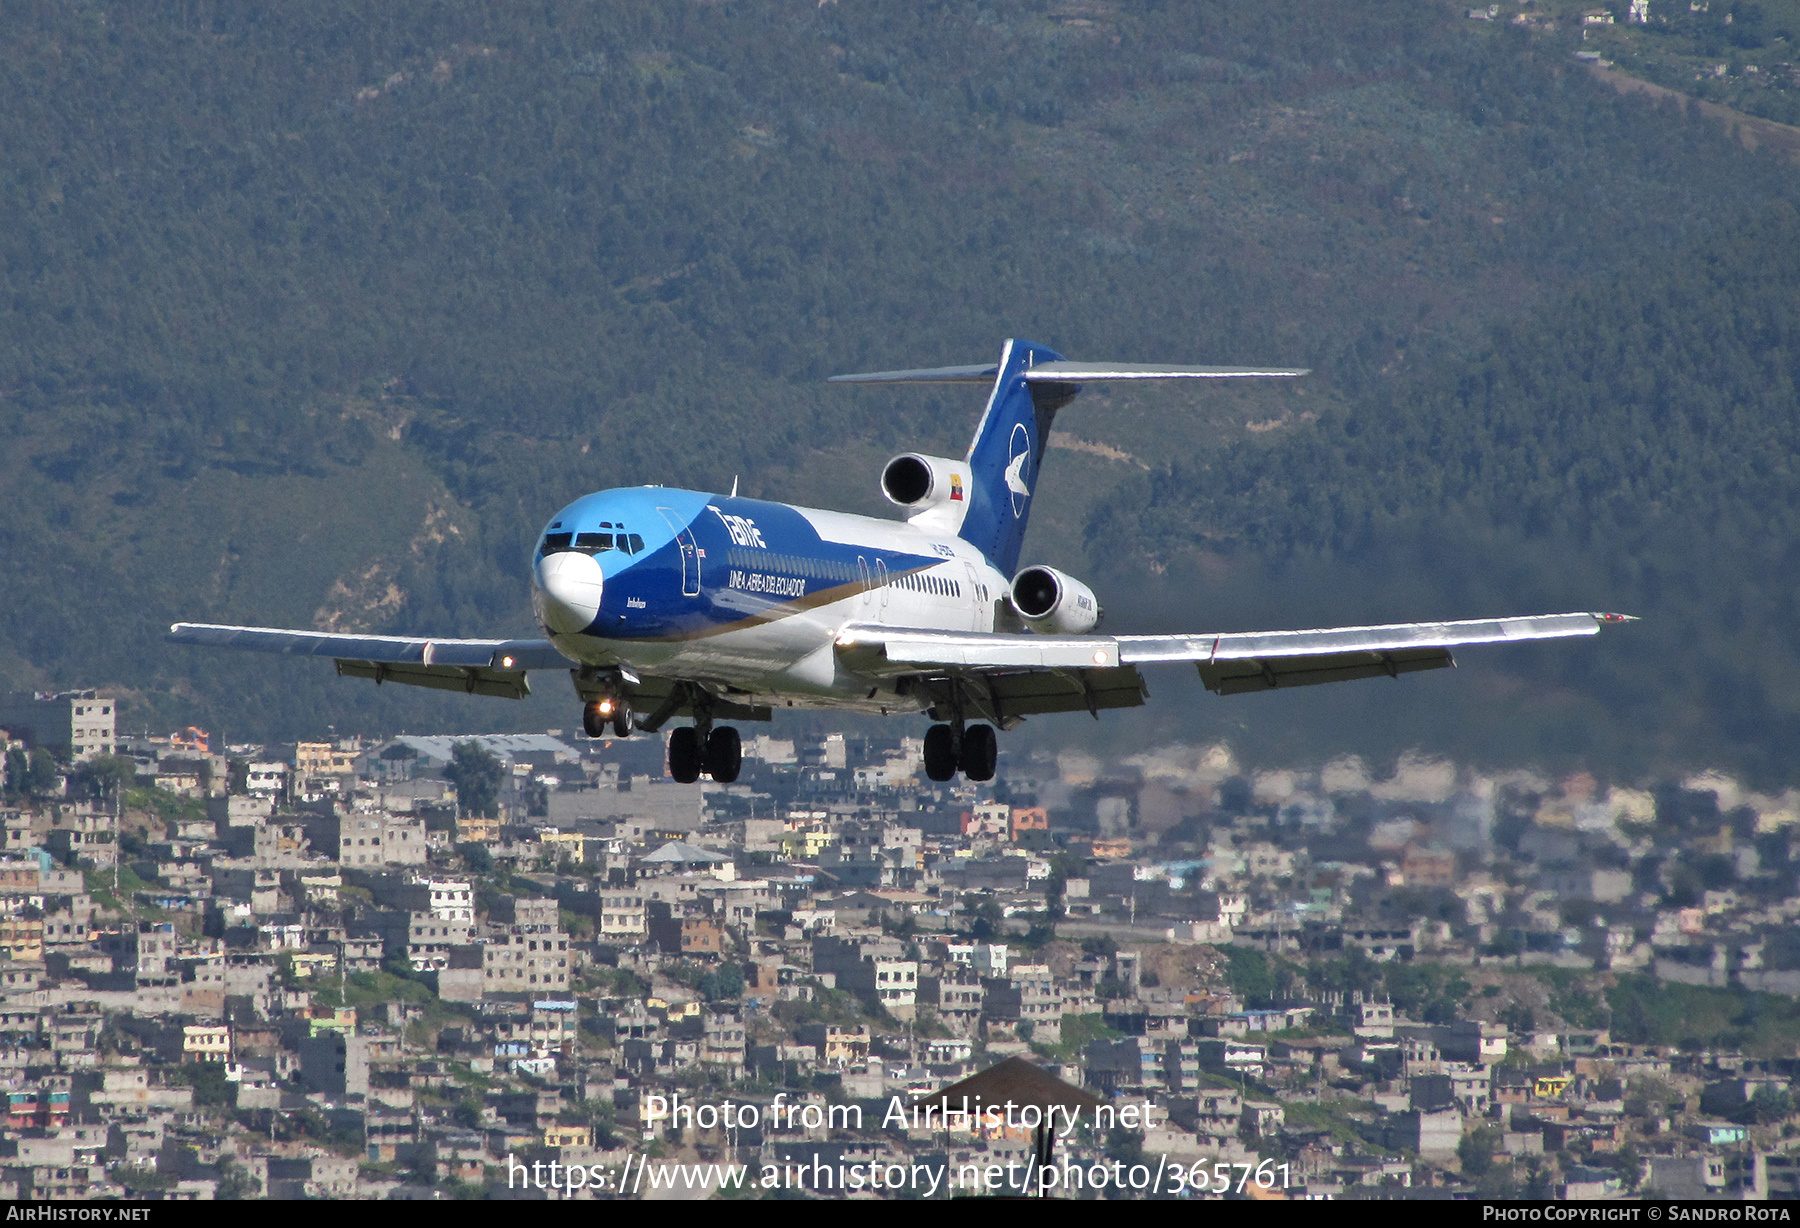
[0,2,1795,770]
[1087,205,1800,783]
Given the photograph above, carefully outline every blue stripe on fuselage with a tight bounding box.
[535,487,941,640]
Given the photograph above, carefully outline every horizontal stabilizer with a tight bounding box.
[827,360,1308,385]
[827,364,999,385]
[1023,361,1308,381]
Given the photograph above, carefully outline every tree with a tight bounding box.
[698,964,745,1002]
[1499,1002,1537,1035]
[2,748,26,800]
[71,754,136,801]
[217,1158,261,1200]
[24,749,62,799]
[445,741,504,818]
[1746,1085,1793,1124]
[172,1062,233,1108]
[1458,1126,1498,1177]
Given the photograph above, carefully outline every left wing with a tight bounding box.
[167,623,571,700]
[836,611,1630,707]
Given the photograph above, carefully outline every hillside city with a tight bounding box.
[1,686,1799,1200]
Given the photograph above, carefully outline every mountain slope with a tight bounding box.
[0,1,1793,751]
[1087,204,1800,783]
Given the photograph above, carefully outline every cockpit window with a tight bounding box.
[543,526,646,557]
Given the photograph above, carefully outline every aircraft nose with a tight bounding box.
[534,551,605,635]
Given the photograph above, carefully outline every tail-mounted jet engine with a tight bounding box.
[1009,565,1103,635]
[881,453,974,534]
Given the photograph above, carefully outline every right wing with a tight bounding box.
[168,623,571,700]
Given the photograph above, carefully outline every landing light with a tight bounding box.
[500,655,515,668]
[597,698,616,716]
[1093,650,1108,665]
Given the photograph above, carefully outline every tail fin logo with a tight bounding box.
[1004,423,1032,517]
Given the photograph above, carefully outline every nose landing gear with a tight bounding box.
[582,696,633,739]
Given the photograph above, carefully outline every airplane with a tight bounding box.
[170,339,1631,785]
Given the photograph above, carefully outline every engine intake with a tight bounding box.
[1009,565,1103,635]
[881,453,973,533]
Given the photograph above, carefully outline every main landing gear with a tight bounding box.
[668,725,741,784]
[582,696,633,739]
[923,721,997,783]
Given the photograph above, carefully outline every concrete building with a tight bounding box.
[0,691,115,761]
[482,928,572,992]
[600,891,646,940]
[298,1030,373,1097]
[319,813,428,867]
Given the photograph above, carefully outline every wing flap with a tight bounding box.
[983,666,1147,716]
[1198,646,1453,696]
[840,627,1118,671]
[335,660,532,700]
[907,666,1147,723]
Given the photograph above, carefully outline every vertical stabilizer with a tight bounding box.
[828,341,1309,575]
[956,339,1075,574]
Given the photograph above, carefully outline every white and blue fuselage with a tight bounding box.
[531,486,1008,714]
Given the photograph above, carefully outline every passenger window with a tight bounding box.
[540,532,573,555]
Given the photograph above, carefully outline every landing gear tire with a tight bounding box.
[923,724,957,782]
[611,704,634,739]
[668,726,703,783]
[959,723,998,782]
[582,700,609,739]
[705,726,742,783]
